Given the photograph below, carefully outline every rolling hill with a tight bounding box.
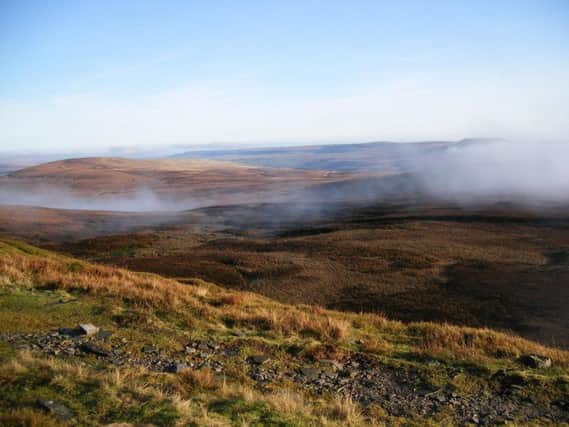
[170,140,481,172]
[0,157,351,211]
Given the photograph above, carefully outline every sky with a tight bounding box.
[1,0,568,153]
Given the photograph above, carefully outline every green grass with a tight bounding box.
[208,399,297,427]
[0,288,101,333]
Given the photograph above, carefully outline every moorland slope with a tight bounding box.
[1,239,568,426]
[54,202,569,349]
[0,157,351,209]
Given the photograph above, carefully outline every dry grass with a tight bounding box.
[226,305,351,341]
[361,336,393,354]
[179,368,216,390]
[0,348,376,426]
[1,238,569,426]
[1,238,568,369]
[0,409,62,427]
[263,390,307,415]
[0,241,353,344]
[0,239,211,313]
[212,292,248,306]
[409,322,569,364]
[324,397,365,426]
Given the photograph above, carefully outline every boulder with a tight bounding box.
[141,344,158,354]
[299,367,320,381]
[248,355,270,365]
[518,354,552,369]
[319,359,343,370]
[78,324,99,336]
[58,327,77,336]
[80,343,110,357]
[36,398,74,421]
[165,362,189,373]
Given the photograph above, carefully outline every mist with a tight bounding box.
[411,140,569,205]
[0,140,568,218]
[0,186,201,212]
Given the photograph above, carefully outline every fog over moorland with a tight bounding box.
[0,186,200,212]
[411,140,569,205]
[0,140,567,213]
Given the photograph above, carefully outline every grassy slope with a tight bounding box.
[56,213,569,348]
[0,239,568,426]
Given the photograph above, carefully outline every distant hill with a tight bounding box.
[0,157,350,210]
[4,157,327,193]
[171,140,472,171]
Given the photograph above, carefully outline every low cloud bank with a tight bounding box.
[0,140,567,214]
[410,140,569,205]
[0,186,200,212]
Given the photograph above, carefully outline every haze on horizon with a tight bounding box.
[1,0,568,153]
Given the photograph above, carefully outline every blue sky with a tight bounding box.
[1,0,568,152]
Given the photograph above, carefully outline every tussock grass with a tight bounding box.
[1,238,568,368]
[324,397,365,426]
[0,409,61,427]
[409,322,569,365]
[227,305,351,341]
[1,238,569,426]
[0,240,207,312]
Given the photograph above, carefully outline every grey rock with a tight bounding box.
[197,341,209,351]
[320,359,343,370]
[299,367,320,381]
[96,330,113,340]
[435,394,447,403]
[80,343,110,357]
[58,328,77,336]
[342,368,358,379]
[78,323,99,336]
[165,362,189,373]
[36,398,74,421]
[248,355,270,365]
[518,354,552,369]
[224,347,240,357]
[142,344,158,353]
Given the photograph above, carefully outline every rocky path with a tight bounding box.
[1,327,568,426]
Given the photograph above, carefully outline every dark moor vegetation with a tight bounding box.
[55,202,569,349]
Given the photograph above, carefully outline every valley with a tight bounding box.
[1,143,568,425]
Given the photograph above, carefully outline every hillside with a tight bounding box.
[171,140,458,172]
[54,201,569,350]
[0,157,350,210]
[0,239,568,426]
[0,205,181,241]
